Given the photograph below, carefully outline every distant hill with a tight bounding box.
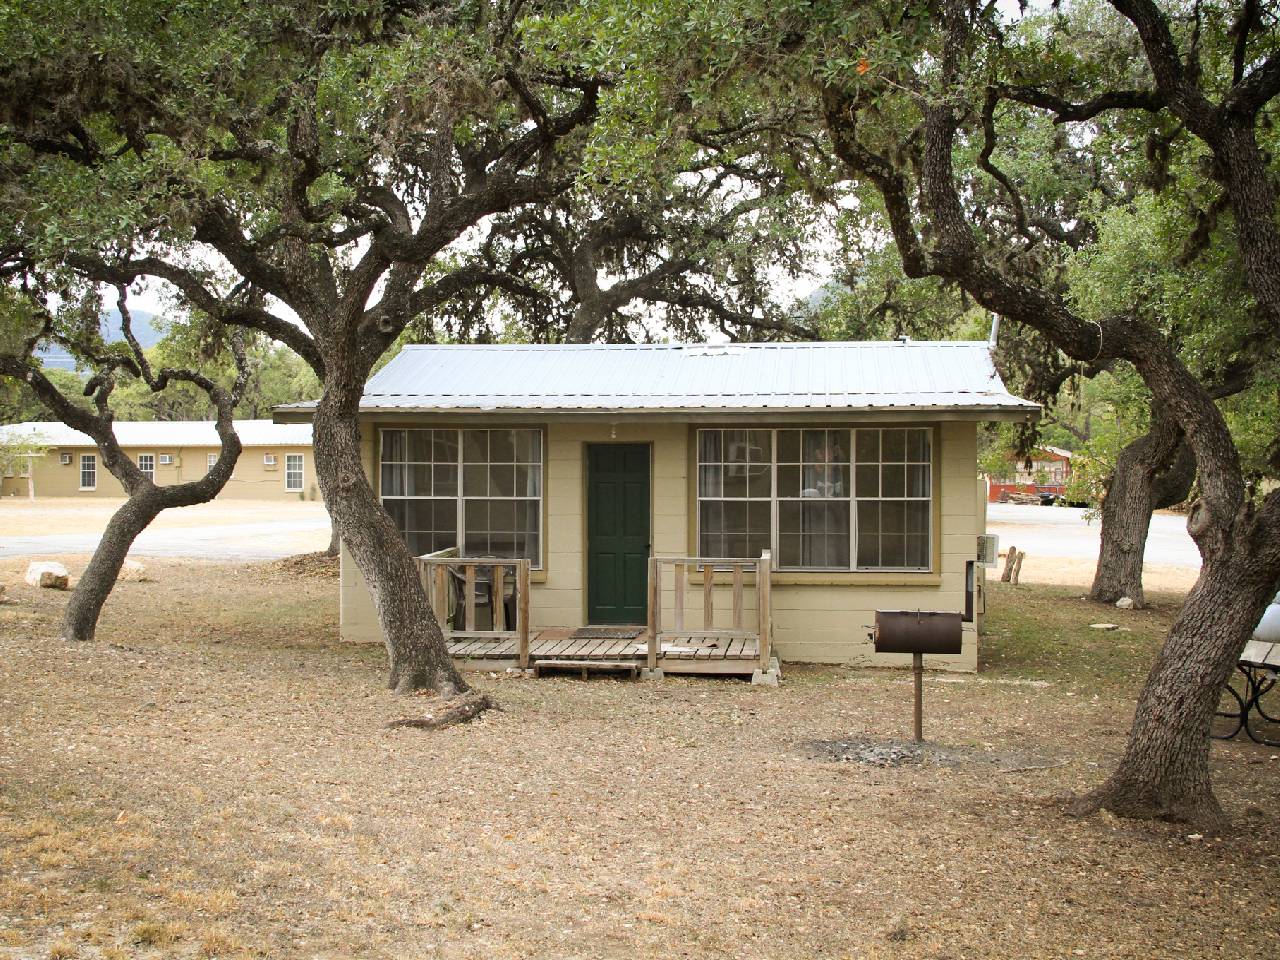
[37,308,162,370]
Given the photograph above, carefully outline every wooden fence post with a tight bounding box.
[517,560,530,670]
[647,558,660,671]
[757,550,772,671]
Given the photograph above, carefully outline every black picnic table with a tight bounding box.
[1213,639,1280,747]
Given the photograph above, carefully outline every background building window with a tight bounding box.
[854,428,932,570]
[696,429,772,559]
[285,454,304,491]
[379,428,542,564]
[79,454,96,490]
[207,452,218,472]
[136,453,155,481]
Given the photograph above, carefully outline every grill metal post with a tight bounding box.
[913,652,924,742]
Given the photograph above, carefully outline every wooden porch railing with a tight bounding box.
[413,548,531,669]
[647,550,772,672]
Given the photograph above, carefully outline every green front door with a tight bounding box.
[586,443,651,624]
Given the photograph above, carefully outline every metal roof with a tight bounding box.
[0,419,312,448]
[278,341,1038,419]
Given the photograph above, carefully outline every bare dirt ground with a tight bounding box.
[1,558,1276,959]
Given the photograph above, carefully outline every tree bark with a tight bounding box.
[1090,410,1194,607]
[1070,530,1280,828]
[310,384,468,696]
[325,523,340,558]
[63,492,165,642]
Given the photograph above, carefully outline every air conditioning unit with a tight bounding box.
[159,454,173,465]
[263,454,278,467]
[977,534,1000,568]
[59,453,72,466]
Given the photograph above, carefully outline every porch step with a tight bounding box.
[533,659,640,680]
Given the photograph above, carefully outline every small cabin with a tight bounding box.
[279,341,1038,678]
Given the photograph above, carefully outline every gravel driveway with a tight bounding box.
[987,501,1200,569]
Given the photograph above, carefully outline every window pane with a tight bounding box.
[489,464,515,497]
[778,464,800,498]
[905,500,930,534]
[699,464,723,497]
[434,465,458,497]
[747,501,771,537]
[907,429,930,463]
[746,463,772,498]
[407,430,433,462]
[724,499,747,535]
[516,464,541,497]
[746,430,771,462]
[882,429,907,462]
[463,464,488,496]
[433,431,459,463]
[777,429,800,462]
[857,534,879,568]
[381,430,405,463]
[882,464,905,497]
[881,535,906,568]
[855,430,879,463]
[490,429,516,463]
[906,534,930,568]
[882,501,905,534]
[463,430,488,463]
[406,464,432,497]
[725,430,750,463]
[803,429,827,461]
[722,466,749,499]
[515,430,541,464]
[857,501,880,536]
[855,464,879,497]
[907,465,930,498]
[698,430,722,463]
[383,498,407,531]
[381,464,404,497]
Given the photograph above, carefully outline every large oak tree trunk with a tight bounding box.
[310,385,468,696]
[1071,528,1280,827]
[1090,411,1194,607]
[63,492,166,643]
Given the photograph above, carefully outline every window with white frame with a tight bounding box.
[777,429,851,569]
[285,453,304,491]
[854,428,932,569]
[695,426,933,571]
[79,453,96,490]
[136,453,155,481]
[379,428,542,564]
[263,453,278,467]
[207,452,218,472]
[696,429,772,560]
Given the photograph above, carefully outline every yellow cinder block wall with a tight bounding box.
[340,418,983,671]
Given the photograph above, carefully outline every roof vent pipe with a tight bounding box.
[988,314,1001,350]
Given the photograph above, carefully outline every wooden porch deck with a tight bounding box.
[448,627,762,676]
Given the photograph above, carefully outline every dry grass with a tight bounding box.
[1,557,1277,959]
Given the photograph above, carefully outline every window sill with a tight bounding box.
[686,569,941,587]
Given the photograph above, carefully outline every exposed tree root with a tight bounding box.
[386,691,498,730]
[1064,784,1229,833]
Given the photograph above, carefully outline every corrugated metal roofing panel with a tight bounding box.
[0,419,312,448]
[274,341,1037,416]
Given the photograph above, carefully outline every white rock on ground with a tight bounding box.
[25,561,69,590]
[1115,597,1135,609]
[119,559,147,582]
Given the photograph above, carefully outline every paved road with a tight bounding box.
[0,517,330,561]
[986,502,1200,569]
